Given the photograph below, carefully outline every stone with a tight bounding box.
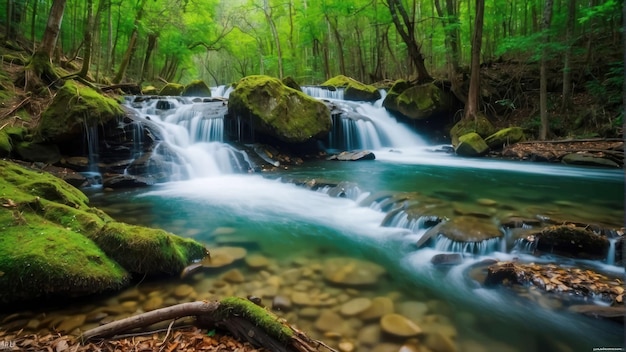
[455,132,489,157]
[425,331,457,352]
[561,153,620,168]
[245,254,270,270]
[143,296,164,311]
[484,127,526,149]
[328,150,376,161]
[159,83,184,96]
[103,174,154,189]
[339,340,356,352]
[323,257,386,286]
[424,216,502,243]
[449,113,495,147]
[357,324,381,345]
[272,295,292,311]
[380,313,422,337]
[299,307,321,318]
[476,198,498,206]
[397,301,429,322]
[383,81,451,120]
[85,312,108,324]
[358,297,394,321]
[314,310,344,332]
[173,284,194,299]
[530,225,610,260]
[56,314,86,333]
[322,75,381,102]
[340,298,372,316]
[371,344,403,352]
[221,269,245,283]
[431,253,463,266]
[182,80,212,97]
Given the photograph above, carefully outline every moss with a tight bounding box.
[90,222,208,276]
[228,75,331,143]
[484,127,526,149]
[182,80,211,97]
[322,75,380,102]
[159,83,184,96]
[449,113,495,146]
[0,209,128,304]
[282,76,301,91]
[384,81,447,120]
[218,297,294,343]
[455,132,489,157]
[0,130,11,156]
[37,80,124,143]
[142,86,159,95]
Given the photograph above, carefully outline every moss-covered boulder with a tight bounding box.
[0,129,11,156]
[182,80,212,97]
[142,85,159,95]
[455,132,489,157]
[0,160,207,304]
[282,76,302,92]
[383,81,451,120]
[15,141,61,163]
[322,75,381,102]
[228,75,331,143]
[484,127,526,149]
[449,114,495,147]
[159,83,184,96]
[37,80,125,143]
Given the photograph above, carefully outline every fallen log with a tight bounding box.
[82,297,336,352]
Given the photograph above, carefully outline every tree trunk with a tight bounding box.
[30,0,38,51]
[464,0,485,121]
[385,0,432,82]
[38,0,67,59]
[140,32,158,83]
[540,0,554,140]
[263,0,283,79]
[79,0,94,78]
[113,0,147,84]
[561,0,575,111]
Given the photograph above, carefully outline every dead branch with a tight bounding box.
[1,96,31,120]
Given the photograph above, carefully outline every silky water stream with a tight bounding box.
[2,88,624,351]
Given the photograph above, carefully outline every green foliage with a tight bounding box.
[585,62,623,106]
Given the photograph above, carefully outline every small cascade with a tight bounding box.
[434,235,502,255]
[513,238,536,254]
[81,117,103,188]
[211,85,234,98]
[302,86,344,100]
[606,238,617,265]
[123,98,252,180]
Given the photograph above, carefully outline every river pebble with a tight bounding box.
[143,296,164,311]
[425,331,457,352]
[380,313,422,337]
[221,269,245,283]
[314,310,343,332]
[173,284,195,298]
[56,314,86,333]
[340,298,372,316]
[245,254,270,269]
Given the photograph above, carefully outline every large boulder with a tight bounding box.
[455,132,489,157]
[159,83,184,96]
[561,153,620,168]
[0,160,207,304]
[449,113,495,147]
[383,81,447,120]
[37,80,125,144]
[484,127,526,149]
[525,224,610,260]
[228,75,331,143]
[182,80,212,97]
[322,75,381,102]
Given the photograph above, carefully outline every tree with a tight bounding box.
[384,0,432,82]
[464,0,485,121]
[539,0,554,140]
[561,0,575,110]
[78,0,94,79]
[113,0,148,84]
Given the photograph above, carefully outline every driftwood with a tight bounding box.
[82,297,336,352]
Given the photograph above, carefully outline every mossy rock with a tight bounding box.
[484,127,526,149]
[142,85,159,95]
[455,132,489,157]
[0,160,207,303]
[383,81,447,120]
[0,130,11,156]
[91,222,208,276]
[561,153,620,168]
[182,80,212,97]
[449,114,495,147]
[37,80,125,143]
[15,141,61,163]
[322,75,381,102]
[282,76,302,92]
[531,225,610,260]
[159,83,184,96]
[228,75,331,143]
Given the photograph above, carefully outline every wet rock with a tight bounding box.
[340,298,372,316]
[484,127,526,150]
[85,311,108,324]
[425,331,457,352]
[328,150,376,161]
[358,297,395,321]
[397,301,429,322]
[314,310,343,332]
[291,292,335,307]
[567,305,625,324]
[56,314,86,333]
[476,198,498,206]
[431,253,463,266]
[245,254,270,270]
[380,313,422,337]
[221,269,245,283]
[323,257,386,287]
[201,246,247,268]
[272,295,292,311]
[173,284,194,299]
[299,307,321,318]
[182,80,212,97]
[419,216,502,250]
[103,174,154,189]
[455,132,489,157]
[357,324,382,346]
[338,340,356,352]
[528,224,610,260]
[562,153,620,168]
[500,216,542,228]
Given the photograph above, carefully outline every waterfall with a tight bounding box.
[302,86,344,100]
[81,117,103,187]
[434,235,502,255]
[124,98,251,180]
[606,238,617,265]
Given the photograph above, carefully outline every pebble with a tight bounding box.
[425,331,457,352]
[117,288,141,302]
[323,257,386,286]
[56,314,86,333]
[173,284,194,299]
[272,295,292,311]
[143,296,164,312]
[85,311,108,324]
[338,340,355,352]
[221,269,245,283]
[356,324,381,345]
[245,254,270,270]
[358,296,394,320]
[299,307,320,318]
[380,313,422,337]
[477,198,498,206]
[338,298,370,317]
[314,310,344,332]
[397,301,428,322]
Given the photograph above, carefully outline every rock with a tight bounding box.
[561,153,620,168]
[103,174,154,189]
[340,298,372,316]
[322,75,381,102]
[358,296,395,320]
[245,254,270,270]
[455,132,489,157]
[142,86,159,95]
[299,307,321,318]
[420,216,502,250]
[173,284,194,298]
[85,311,108,324]
[530,224,610,260]
[282,76,302,91]
[449,113,495,147]
[56,314,86,333]
[567,305,625,323]
[425,331,457,352]
[357,324,382,345]
[380,313,422,337]
[397,301,429,322]
[323,257,386,286]
[476,198,498,206]
[431,253,463,266]
[15,142,62,163]
[314,310,344,332]
[338,340,356,352]
[228,75,331,143]
[143,296,164,311]
[484,127,526,149]
[383,81,451,120]
[328,150,376,161]
[272,295,292,311]
[221,269,245,283]
[159,83,184,96]
[182,80,212,97]
[291,291,335,307]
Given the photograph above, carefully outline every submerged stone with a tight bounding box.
[380,313,422,337]
[322,257,386,286]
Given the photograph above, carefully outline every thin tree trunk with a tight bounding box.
[540,0,554,140]
[561,0,575,111]
[140,32,157,82]
[79,0,93,78]
[38,0,67,58]
[30,0,38,51]
[263,0,283,78]
[113,0,147,84]
[6,0,13,40]
[464,0,485,121]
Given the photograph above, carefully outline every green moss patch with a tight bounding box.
[91,222,208,276]
[455,132,490,157]
[450,113,495,147]
[182,80,211,97]
[322,75,380,102]
[37,80,124,143]
[218,297,294,343]
[484,127,526,149]
[159,83,184,96]
[0,130,11,156]
[142,86,159,95]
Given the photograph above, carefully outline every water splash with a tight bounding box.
[302,86,345,100]
[433,235,502,255]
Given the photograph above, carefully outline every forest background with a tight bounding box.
[1,0,624,139]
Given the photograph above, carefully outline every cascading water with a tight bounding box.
[81,117,104,187]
